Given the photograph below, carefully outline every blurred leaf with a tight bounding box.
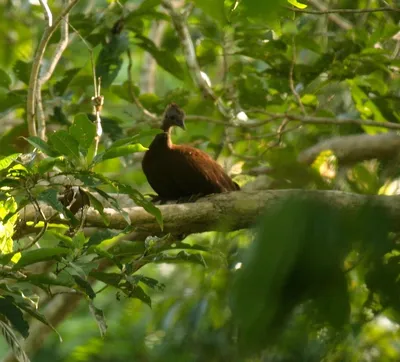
[194,0,227,25]
[91,144,147,166]
[0,69,11,89]
[107,181,162,229]
[13,60,31,85]
[287,0,307,9]
[153,251,207,267]
[0,320,30,362]
[24,137,59,157]
[135,34,184,80]
[86,192,109,226]
[36,156,65,174]
[86,229,119,247]
[72,275,96,299]
[0,296,29,338]
[96,32,129,88]
[231,196,351,354]
[13,247,70,270]
[237,0,285,19]
[49,130,80,160]
[108,129,162,149]
[37,189,65,214]
[0,153,20,171]
[18,303,61,342]
[54,68,81,95]
[69,113,96,152]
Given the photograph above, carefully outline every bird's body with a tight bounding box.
[142,104,239,200]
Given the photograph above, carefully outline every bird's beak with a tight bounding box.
[178,119,186,130]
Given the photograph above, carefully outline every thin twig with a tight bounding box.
[246,111,400,131]
[289,38,306,115]
[294,0,354,30]
[17,192,48,252]
[162,0,231,118]
[27,0,81,138]
[92,78,104,158]
[37,0,71,140]
[126,48,157,120]
[287,6,399,14]
[38,0,53,26]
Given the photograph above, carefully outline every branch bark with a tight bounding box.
[298,133,400,165]
[19,190,400,234]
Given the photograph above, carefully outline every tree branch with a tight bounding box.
[288,5,399,14]
[19,190,400,235]
[298,133,400,165]
[249,112,400,131]
[27,0,80,138]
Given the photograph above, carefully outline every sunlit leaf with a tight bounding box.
[13,247,70,270]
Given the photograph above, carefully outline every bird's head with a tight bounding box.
[162,103,186,131]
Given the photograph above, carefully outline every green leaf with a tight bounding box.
[13,247,70,270]
[89,271,122,288]
[0,154,21,171]
[86,229,118,247]
[0,69,11,89]
[96,33,129,88]
[0,296,29,338]
[193,0,227,25]
[108,129,162,149]
[25,137,59,157]
[18,303,62,341]
[69,113,96,152]
[238,0,285,19]
[13,60,32,85]
[108,181,162,229]
[72,232,87,249]
[0,320,30,362]
[25,272,75,288]
[135,35,184,80]
[37,189,65,214]
[127,285,151,306]
[49,130,81,160]
[72,275,96,299]
[86,193,109,226]
[137,0,161,12]
[92,144,148,165]
[129,275,165,291]
[287,0,307,9]
[36,156,65,174]
[54,68,81,95]
[153,251,207,266]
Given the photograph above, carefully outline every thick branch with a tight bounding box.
[20,190,400,234]
[298,133,400,165]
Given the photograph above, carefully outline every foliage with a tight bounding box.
[0,0,399,361]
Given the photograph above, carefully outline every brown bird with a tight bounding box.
[142,103,240,201]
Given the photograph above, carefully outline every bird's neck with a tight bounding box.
[155,126,173,148]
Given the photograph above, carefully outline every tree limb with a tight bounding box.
[19,190,400,235]
[298,133,400,165]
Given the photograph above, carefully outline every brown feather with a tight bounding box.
[142,103,239,200]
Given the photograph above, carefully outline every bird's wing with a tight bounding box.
[170,146,238,195]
